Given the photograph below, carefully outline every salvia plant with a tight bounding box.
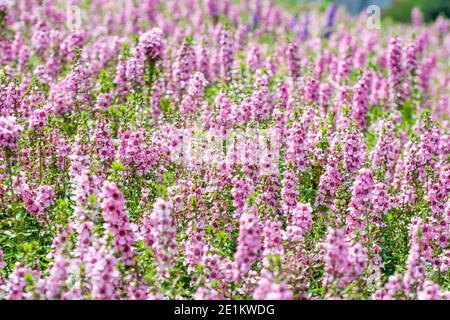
[0,0,449,300]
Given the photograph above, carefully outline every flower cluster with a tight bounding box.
[0,0,449,301]
[0,116,22,150]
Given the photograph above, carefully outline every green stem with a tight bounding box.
[6,149,14,200]
[3,148,15,217]
[146,60,156,96]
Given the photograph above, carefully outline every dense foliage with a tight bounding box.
[0,0,449,300]
[383,0,450,23]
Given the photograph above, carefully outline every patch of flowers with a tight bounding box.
[0,0,449,300]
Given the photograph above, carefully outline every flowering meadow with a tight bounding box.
[0,0,449,301]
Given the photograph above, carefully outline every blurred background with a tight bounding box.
[278,0,450,23]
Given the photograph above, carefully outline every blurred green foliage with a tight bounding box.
[383,0,450,23]
[276,0,450,23]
